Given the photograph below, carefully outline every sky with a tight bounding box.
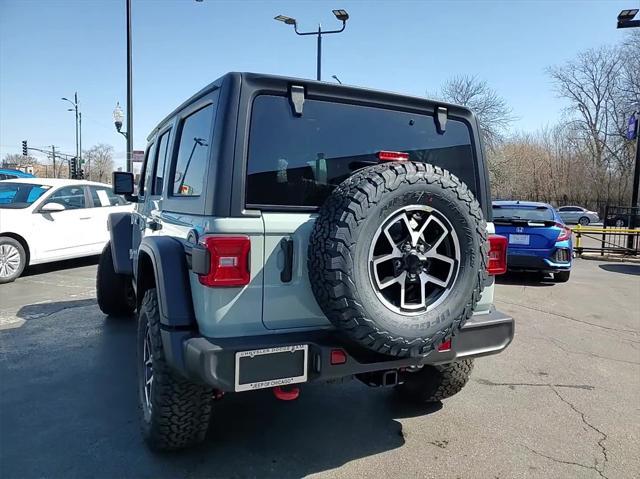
[0,0,636,169]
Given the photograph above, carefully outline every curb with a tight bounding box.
[578,254,640,264]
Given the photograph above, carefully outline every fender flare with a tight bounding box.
[107,212,133,275]
[137,235,195,328]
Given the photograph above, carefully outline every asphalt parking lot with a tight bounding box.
[1,258,639,479]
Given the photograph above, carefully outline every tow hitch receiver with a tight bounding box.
[356,370,399,387]
[273,385,300,401]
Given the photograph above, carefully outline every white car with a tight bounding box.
[0,178,133,283]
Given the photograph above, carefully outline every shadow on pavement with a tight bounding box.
[22,255,99,277]
[496,272,556,287]
[0,303,443,478]
[598,263,640,276]
[16,298,97,320]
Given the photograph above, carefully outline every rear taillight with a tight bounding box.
[555,223,572,242]
[198,236,251,287]
[487,234,508,275]
[378,150,409,161]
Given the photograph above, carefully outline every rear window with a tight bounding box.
[493,205,555,222]
[246,96,477,208]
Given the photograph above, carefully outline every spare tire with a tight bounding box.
[308,162,488,358]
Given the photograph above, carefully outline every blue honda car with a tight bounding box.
[492,201,573,282]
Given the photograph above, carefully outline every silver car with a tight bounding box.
[557,206,600,225]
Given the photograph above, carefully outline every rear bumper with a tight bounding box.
[162,309,514,392]
[507,248,571,272]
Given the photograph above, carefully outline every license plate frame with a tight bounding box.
[509,234,530,245]
[234,345,308,392]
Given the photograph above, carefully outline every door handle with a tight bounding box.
[280,237,294,283]
[80,217,91,220]
[147,219,162,231]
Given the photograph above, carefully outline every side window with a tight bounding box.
[139,142,156,197]
[43,186,86,210]
[172,104,214,196]
[153,130,171,195]
[89,186,127,207]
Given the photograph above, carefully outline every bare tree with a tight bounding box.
[83,144,114,183]
[548,37,639,207]
[2,153,38,169]
[434,75,515,151]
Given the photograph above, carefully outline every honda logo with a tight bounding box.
[516,226,525,233]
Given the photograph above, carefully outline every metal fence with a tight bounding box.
[573,224,640,256]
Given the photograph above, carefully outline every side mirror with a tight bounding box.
[113,171,134,194]
[41,202,66,212]
[112,171,138,202]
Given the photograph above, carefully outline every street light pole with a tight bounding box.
[275,10,349,82]
[62,93,81,178]
[316,24,322,81]
[126,0,133,173]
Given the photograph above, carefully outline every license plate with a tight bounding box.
[509,234,530,245]
[234,345,308,392]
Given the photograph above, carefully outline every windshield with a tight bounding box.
[492,205,555,222]
[0,182,50,209]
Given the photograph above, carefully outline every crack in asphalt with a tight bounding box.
[475,378,595,390]
[523,445,605,478]
[542,334,640,366]
[481,379,609,478]
[495,299,639,335]
[549,386,609,479]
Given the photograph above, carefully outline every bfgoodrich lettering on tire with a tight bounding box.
[308,162,488,358]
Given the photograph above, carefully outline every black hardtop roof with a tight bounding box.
[147,72,475,141]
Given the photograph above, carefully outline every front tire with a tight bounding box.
[96,242,135,316]
[0,237,26,284]
[138,288,214,451]
[578,216,590,226]
[554,270,571,283]
[396,360,474,403]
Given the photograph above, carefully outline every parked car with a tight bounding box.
[493,201,572,282]
[97,72,514,451]
[0,178,132,283]
[0,168,35,180]
[604,208,640,228]
[557,205,600,225]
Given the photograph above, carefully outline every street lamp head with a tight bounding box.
[332,9,349,22]
[275,14,296,25]
[113,102,124,132]
[61,97,69,102]
[618,9,638,21]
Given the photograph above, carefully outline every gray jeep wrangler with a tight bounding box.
[97,72,514,451]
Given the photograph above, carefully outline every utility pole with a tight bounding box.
[51,146,57,179]
[79,111,82,169]
[126,0,133,173]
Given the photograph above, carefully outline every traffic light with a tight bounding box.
[78,168,84,180]
[70,158,78,179]
[22,140,28,156]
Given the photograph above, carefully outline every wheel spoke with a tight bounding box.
[420,272,448,288]
[372,250,402,266]
[383,228,403,254]
[378,271,406,290]
[428,252,455,266]
[413,216,435,245]
[401,279,425,310]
